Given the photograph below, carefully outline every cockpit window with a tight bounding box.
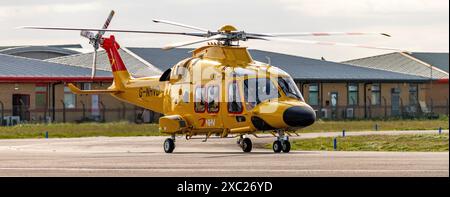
[277,77,305,101]
[243,78,279,110]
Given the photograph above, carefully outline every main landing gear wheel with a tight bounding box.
[163,138,175,153]
[241,138,253,153]
[273,140,282,153]
[282,140,291,153]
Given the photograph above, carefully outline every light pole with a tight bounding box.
[430,64,433,110]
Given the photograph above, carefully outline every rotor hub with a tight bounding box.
[218,24,238,33]
[214,25,247,46]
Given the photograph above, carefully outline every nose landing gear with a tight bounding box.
[272,140,282,153]
[272,130,291,153]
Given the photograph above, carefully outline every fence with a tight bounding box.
[0,98,448,125]
[0,99,162,126]
[313,98,449,120]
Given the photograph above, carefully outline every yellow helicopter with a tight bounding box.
[23,10,399,153]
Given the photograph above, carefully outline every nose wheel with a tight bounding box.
[273,140,282,153]
[281,140,291,153]
[273,130,291,153]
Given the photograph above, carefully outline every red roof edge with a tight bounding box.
[0,76,113,83]
[436,78,449,84]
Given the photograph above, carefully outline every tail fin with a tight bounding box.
[101,35,132,90]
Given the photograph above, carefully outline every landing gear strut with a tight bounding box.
[164,134,176,153]
[273,130,291,153]
[237,135,252,153]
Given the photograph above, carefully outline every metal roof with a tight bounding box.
[0,53,112,82]
[0,46,79,56]
[127,47,429,82]
[409,52,449,73]
[46,48,162,77]
[344,52,449,79]
[0,44,82,50]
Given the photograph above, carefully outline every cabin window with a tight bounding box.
[64,86,76,109]
[347,83,358,106]
[194,86,205,112]
[228,81,243,113]
[35,84,47,110]
[308,83,319,106]
[371,84,381,105]
[207,85,220,113]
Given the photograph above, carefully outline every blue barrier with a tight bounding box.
[333,137,337,151]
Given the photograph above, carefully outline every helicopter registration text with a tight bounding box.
[138,87,162,98]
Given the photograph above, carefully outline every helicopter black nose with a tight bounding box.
[283,106,316,127]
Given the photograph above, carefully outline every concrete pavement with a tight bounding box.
[0,130,447,177]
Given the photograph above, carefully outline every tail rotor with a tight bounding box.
[79,10,115,79]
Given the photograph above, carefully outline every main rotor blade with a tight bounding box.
[20,26,207,37]
[99,10,115,36]
[163,34,226,50]
[259,37,405,51]
[249,32,391,37]
[152,19,209,32]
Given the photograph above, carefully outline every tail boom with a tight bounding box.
[67,83,122,94]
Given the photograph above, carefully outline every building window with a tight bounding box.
[64,86,76,109]
[308,83,319,106]
[347,83,358,106]
[228,81,243,113]
[35,84,47,110]
[194,86,205,112]
[409,84,418,106]
[207,85,220,113]
[81,83,91,90]
[371,84,381,105]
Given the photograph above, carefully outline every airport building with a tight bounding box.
[0,45,448,125]
[0,46,162,125]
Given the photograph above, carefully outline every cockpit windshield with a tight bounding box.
[243,76,304,110]
[277,77,305,101]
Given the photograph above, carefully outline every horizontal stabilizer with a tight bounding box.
[68,83,122,94]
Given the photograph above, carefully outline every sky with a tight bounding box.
[0,0,448,61]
